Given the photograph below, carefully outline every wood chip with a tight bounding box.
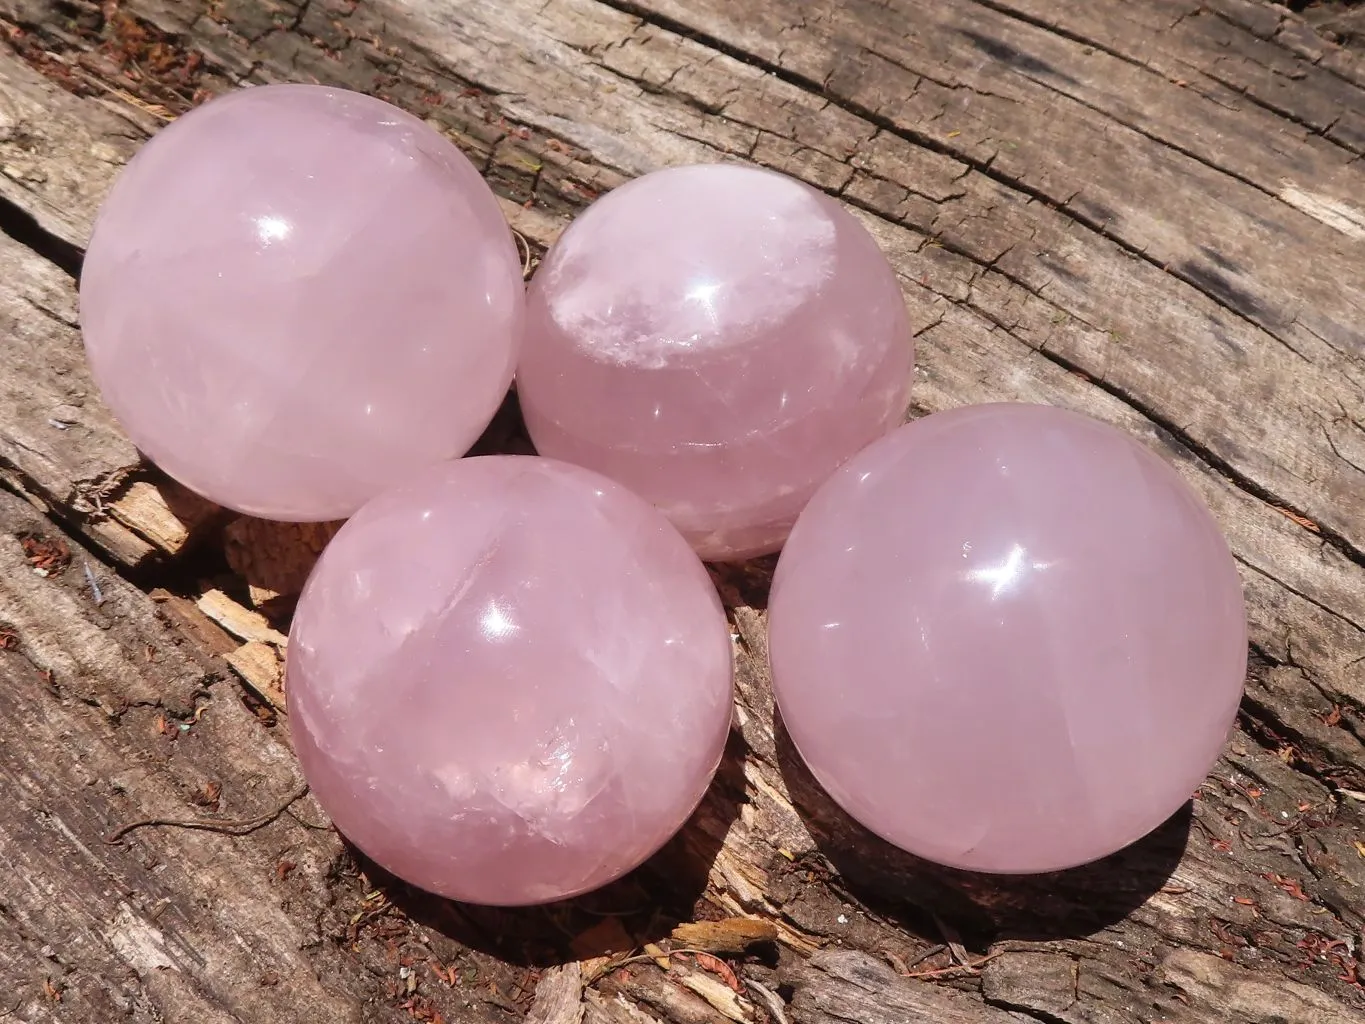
[108,480,223,555]
[670,918,778,954]
[582,989,663,1024]
[680,973,752,1023]
[525,963,584,1024]
[224,642,285,711]
[744,979,789,1024]
[83,515,156,566]
[933,913,971,966]
[196,589,288,647]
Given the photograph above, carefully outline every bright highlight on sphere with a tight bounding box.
[517,163,913,562]
[287,456,734,906]
[80,84,524,521]
[768,403,1247,874]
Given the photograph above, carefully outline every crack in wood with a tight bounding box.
[0,191,82,276]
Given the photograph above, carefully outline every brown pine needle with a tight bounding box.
[104,783,309,844]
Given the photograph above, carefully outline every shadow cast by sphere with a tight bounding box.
[707,554,779,611]
[772,710,1191,946]
[359,729,749,968]
[467,387,538,459]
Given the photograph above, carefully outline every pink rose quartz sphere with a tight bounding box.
[287,456,734,905]
[769,404,1247,874]
[80,84,524,521]
[517,163,913,562]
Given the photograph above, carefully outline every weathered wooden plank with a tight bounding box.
[0,2,1362,1022]
[0,489,360,1023]
[0,226,134,508]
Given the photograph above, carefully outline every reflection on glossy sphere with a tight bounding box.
[518,163,913,562]
[769,404,1247,873]
[287,456,734,905]
[80,85,523,520]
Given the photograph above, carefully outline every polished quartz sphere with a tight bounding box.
[768,404,1247,873]
[287,456,734,905]
[80,84,524,521]
[518,163,913,561]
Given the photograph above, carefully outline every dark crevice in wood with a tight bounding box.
[1238,692,1361,793]
[1210,5,1365,91]
[982,998,1072,1024]
[1200,64,1365,155]
[0,192,82,277]
[1233,553,1364,634]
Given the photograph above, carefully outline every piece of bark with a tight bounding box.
[670,919,778,954]
[980,953,1084,1022]
[195,589,288,647]
[0,488,361,1023]
[224,640,285,711]
[108,480,224,557]
[609,967,734,1024]
[786,951,1024,1023]
[526,964,586,1024]
[585,989,667,1024]
[148,588,238,658]
[678,973,751,1023]
[1156,947,1364,1024]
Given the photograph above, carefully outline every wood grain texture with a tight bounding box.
[0,488,354,1024]
[0,1,1362,1021]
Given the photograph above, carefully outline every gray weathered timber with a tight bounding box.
[0,1,1362,1021]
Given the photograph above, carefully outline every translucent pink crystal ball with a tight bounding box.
[80,84,524,521]
[517,163,913,562]
[287,456,734,905]
[769,404,1247,873]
